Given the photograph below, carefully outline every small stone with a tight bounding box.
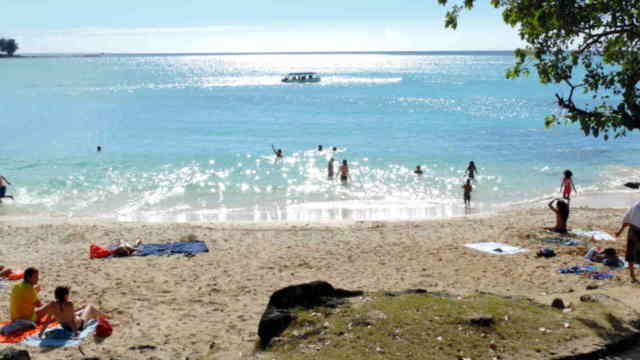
[551,298,565,309]
[437,336,443,342]
[580,294,598,303]
[586,284,599,290]
[468,314,495,327]
[0,348,30,360]
[564,322,570,328]
[563,308,573,313]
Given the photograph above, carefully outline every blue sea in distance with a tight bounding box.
[0,52,638,222]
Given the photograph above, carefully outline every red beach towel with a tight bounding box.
[90,244,112,259]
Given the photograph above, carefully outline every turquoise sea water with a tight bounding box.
[0,52,638,222]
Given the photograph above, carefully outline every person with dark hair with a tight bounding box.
[271,145,283,161]
[615,201,640,283]
[465,161,478,181]
[0,175,14,202]
[547,199,570,233]
[9,267,42,322]
[339,160,351,185]
[327,158,335,180]
[414,165,424,175]
[317,145,323,152]
[38,286,106,337]
[462,179,473,208]
[560,170,577,201]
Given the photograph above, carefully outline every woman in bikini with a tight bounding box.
[39,286,106,337]
[546,198,569,234]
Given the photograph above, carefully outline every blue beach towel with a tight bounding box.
[533,237,585,246]
[557,265,614,280]
[135,240,209,257]
[21,320,97,347]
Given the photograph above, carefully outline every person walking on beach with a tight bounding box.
[560,170,577,201]
[271,145,283,161]
[339,160,351,185]
[414,165,424,175]
[328,158,335,180]
[462,179,472,208]
[38,286,107,338]
[615,201,640,283]
[0,175,14,202]
[465,161,478,181]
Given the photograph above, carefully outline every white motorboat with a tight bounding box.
[281,72,321,83]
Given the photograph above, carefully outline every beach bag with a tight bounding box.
[96,318,112,337]
[90,244,112,259]
[5,270,24,280]
[537,248,556,258]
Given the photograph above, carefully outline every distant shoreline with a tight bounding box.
[10,50,517,59]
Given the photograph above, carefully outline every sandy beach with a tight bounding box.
[1,195,640,359]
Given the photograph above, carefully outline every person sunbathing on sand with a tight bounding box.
[38,286,106,337]
[546,199,569,234]
[111,240,142,257]
[0,266,12,277]
[585,248,625,268]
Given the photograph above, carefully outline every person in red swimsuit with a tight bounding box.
[560,170,577,201]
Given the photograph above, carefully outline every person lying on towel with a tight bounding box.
[0,266,12,277]
[111,240,143,257]
[1,268,45,335]
[38,286,107,338]
[585,248,625,268]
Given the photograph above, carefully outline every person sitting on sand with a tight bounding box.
[546,199,569,234]
[414,165,424,175]
[615,201,640,283]
[0,265,13,278]
[38,286,106,337]
[585,248,625,268]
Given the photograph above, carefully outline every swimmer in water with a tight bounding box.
[465,161,478,181]
[328,158,335,180]
[318,145,323,152]
[271,145,283,161]
[414,165,424,175]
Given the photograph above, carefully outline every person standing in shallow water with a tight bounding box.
[0,175,14,202]
[318,145,323,152]
[339,160,351,185]
[271,145,283,161]
[462,179,473,208]
[560,170,577,201]
[465,161,478,181]
[327,158,335,180]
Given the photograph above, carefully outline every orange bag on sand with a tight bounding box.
[5,270,24,281]
[90,244,112,259]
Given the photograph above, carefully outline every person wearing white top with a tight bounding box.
[615,201,640,283]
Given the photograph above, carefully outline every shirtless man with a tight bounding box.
[38,286,106,337]
[0,175,14,202]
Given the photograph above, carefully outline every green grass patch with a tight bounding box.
[264,292,624,360]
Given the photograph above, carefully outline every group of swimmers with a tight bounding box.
[0,267,106,338]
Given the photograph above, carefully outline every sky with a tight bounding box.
[2,0,524,53]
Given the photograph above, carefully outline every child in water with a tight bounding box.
[462,179,472,208]
[560,170,577,201]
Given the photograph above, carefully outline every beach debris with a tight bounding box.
[467,314,495,327]
[0,348,30,360]
[564,322,571,328]
[179,234,198,242]
[257,281,363,348]
[437,336,443,342]
[586,283,599,290]
[580,294,598,303]
[128,345,157,352]
[551,298,565,309]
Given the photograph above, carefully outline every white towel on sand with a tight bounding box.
[571,230,615,241]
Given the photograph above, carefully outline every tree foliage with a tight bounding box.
[438,0,640,139]
[0,38,19,56]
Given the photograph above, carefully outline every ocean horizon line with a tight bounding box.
[13,50,516,58]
